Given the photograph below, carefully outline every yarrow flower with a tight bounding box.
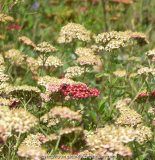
[7,24,20,30]
[18,36,36,48]
[58,83,101,99]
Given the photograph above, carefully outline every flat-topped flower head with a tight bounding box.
[0,14,14,22]
[4,49,27,66]
[113,70,126,77]
[75,47,94,57]
[145,49,155,59]
[57,23,91,43]
[77,55,99,66]
[18,36,36,48]
[17,146,47,160]
[65,66,89,78]
[7,24,20,30]
[38,55,63,67]
[41,106,82,121]
[34,42,58,54]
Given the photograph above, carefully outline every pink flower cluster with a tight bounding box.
[7,24,21,30]
[58,84,101,99]
[136,89,155,101]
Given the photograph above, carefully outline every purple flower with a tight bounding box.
[31,2,39,11]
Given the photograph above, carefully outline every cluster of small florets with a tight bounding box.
[38,76,74,93]
[42,106,82,121]
[34,42,58,54]
[136,90,149,102]
[0,66,9,82]
[18,36,36,48]
[65,66,89,78]
[125,30,149,45]
[0,54,4,64]
[17,146,47,160]
[40,92,51,102]
[85,125,133,157]
[148,107,155,115]
[4,49,27,66]
[38,55,63,67]
[0,14,14,22]
[145,49,155,59]
[57,23,91,43]
[58,83,101,99]
[7,24,20,30]
[91,45,104,52]
[137,67,155,76]
[0,97,19,108]
[135,125,153,144]
[95,31,131,52]
[0,107,38,135]
[41,114,59,127]
[75,47,94,57]
[10,108,38,133]
[20,133,44,148]
[77,55,99,66]
[113,70,126,77]
[115,100,142,126]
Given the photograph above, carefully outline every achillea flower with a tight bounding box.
[0,73,9,82]
[137,67,155,76]
[20,133,44,147]
[0,14,14,22]
[57,23,91,43]
[125,30,149,45]
[38,55,63,67]
[65,66,89,78]
[18,36,36,48]
[77,55,98,65]
[17,146,47,160]
[85,125,134,158]
[41,106,82,121]
[11,108,38,133]
[113,70,126,77]
[7,24,20,30]
[58,83,100,99]
[148,107,155,115]
[136,90,149,102]
[0,55,4,65]
[75,47,94,57]
[0,97,19,108]
[135,125,153,144]
[34,42,58,54]
[4,49,27,66]
[145,49,155,59]
[91,45,104,52]
[128,56,140,62]
[41,114,59,127]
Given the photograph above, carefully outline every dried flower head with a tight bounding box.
[34,42,58,54]
[18,36,36,48]
[57,23,91,43]
[65,66,89,78]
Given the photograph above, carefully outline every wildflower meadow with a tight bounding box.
[0,0,155,160]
